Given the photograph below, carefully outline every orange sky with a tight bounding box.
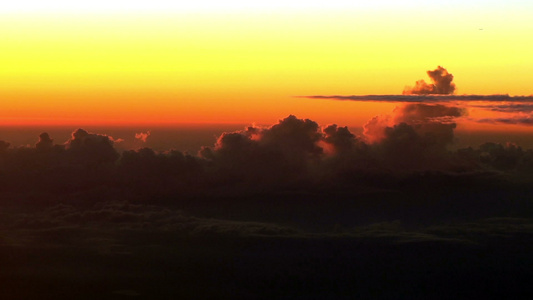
[1,2,533,129]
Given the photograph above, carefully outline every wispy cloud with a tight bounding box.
[471,103,533,113]
[476,117,533,126]
[300,94,533,103]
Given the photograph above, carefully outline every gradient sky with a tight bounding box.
[1,1,532,127]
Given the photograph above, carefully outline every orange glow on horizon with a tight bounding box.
[1,8,532,130]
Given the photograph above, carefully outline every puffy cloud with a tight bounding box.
[403,66,456,95]
[322,124,359,154]
[364,104,464,146]
[36,132,54,151]
[135,131,151,143]
[394,104,464,147]
[363,115,391,144]
[199,115,325,186]
[65,129,119,165]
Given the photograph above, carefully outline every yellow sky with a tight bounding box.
[1,2,532,126]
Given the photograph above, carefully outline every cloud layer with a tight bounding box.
[302,94,533,103]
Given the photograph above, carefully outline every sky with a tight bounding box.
[1,1,533,127]
[2,3,533,298]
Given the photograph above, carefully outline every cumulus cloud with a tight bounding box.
[322,124,360,154]
[363,104,465,145]
[36,132,54,151]
[199,115,325,186]
[300,65,532,104]
[403,66,456,95]
[135,131,151,143]
[65,128,119,165]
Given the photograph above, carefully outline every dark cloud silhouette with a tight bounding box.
[403,66,456,95]
[322,124,363,155]
[198,115,325,186]
[301,94,533,102]
[64,128,119,165]
[35,132,54,151]
[1,116,533,300]
[1,112,532,193]
[2,65,533,298]
[0,140,9,152]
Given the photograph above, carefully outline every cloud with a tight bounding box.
[36,132,54,151]
[301,94,533,103]
[403,66,456,95]
[322,124,362,154]
[472,103,533,113]
[301,66,533,134]
[199,115,325,186]
[300,66,533,103]
[476,117,533,126]
[65,128,119,165]
[363,104,465,145]
[0,140,10,152]
[135,131,151,143]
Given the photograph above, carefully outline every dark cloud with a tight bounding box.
[403,66,456,95]
[65,128,119,165]
[322,124,362,154]
[36,132,54,151]
[472,103,533,113]
[477,117,533,126]
[1,67,533,299]
[199,115,325,186]
[301,94,533,103]
[0,140,9,152]
[1,112,531,195]
[1,117,533,300]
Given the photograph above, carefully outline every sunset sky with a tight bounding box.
[1,1,532,127]
[3,3,533,298]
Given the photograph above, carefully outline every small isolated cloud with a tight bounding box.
[135,131,151,143]
[403,66,456,95]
